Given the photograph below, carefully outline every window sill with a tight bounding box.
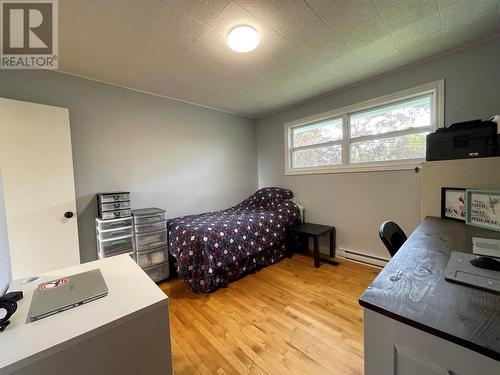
[285,161,422,175]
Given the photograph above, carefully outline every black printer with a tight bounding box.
[426,119,498,161]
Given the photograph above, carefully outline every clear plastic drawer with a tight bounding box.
[96,217,133,231]
[98,193,130,203]
[144,262,169,282]
[135,220,167,234]
[136,246,168,268]
[98,235,134,258]
[134,213,166,225]
[97,226,133,240]
[101,209,132,220]
[100,201,131,211]
[135,230,167,251]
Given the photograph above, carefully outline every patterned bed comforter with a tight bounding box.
[167,187,300,292]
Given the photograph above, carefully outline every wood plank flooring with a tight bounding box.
[159,254,380,375]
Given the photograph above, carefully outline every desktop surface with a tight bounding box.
[359,216,500,360]
[0,254,168,374]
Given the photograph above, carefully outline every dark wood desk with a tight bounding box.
[359,217,500,361]
[287,223,336,267]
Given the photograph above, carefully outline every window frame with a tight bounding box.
[284,80,444,175]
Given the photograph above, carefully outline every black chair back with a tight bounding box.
[379,221,407,257]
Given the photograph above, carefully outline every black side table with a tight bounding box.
[287,223,337,268]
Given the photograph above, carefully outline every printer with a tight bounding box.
[426,119,498,161]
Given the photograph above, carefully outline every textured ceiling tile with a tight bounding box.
[86,0,167,27]
[398,33,448,63]
[234,0,331,48]
[332,36,400,69]
[307,0,391,50]
[440,0,498,43]
[439,0,498,30]
[190,1,300,76]
[340,17,391,50]
[59,0,156,83]
[376,0,439,31]
[308,0,380,27]
[390,13,444,48]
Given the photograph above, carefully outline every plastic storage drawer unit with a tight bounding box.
[97,192,132,221]
[144,262,170,283]
[96,217,134,260]
[132,208,169,282]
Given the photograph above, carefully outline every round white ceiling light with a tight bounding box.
[227,25,260,53]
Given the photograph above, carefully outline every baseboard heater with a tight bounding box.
[338,248,389,268]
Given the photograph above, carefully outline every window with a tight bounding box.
[285,81,444,174]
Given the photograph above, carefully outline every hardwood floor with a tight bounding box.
[159,254,380,375]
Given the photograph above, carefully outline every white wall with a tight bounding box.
[0,166,12,295]
[0,70,257,263]
[257,37,500,261]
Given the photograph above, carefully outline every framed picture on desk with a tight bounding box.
[466,189,500,232]
[441,187,466,222]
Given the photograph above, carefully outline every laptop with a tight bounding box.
[27,269,108,322]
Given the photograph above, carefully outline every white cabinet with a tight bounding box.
[364,309,500,375]
[0,255,172,375]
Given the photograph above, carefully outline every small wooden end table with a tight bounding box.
[287,223,337,268]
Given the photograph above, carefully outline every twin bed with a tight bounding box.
[167,187,301,292]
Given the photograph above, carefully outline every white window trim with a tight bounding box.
[284,80,445,175]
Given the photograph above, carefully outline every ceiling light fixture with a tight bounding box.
[227,25,260,53]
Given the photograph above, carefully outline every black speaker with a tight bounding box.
[0,291,23,332]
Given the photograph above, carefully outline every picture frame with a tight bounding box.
[441,187,467,222]
[466,189,500,232]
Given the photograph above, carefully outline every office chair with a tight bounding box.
[379,221,407,257]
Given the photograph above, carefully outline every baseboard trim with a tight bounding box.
[336,248,389,268]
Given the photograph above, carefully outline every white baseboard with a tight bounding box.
[336,247,389,268]
[309,238,389,268]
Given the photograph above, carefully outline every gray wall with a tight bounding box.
[0,166,11,295]
[0,71,257,263]
[257,37,500,261]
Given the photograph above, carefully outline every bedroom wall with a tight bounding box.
[257,37,500,262]
[0,70,257,263]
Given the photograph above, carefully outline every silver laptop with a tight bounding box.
[27,269,108,322]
